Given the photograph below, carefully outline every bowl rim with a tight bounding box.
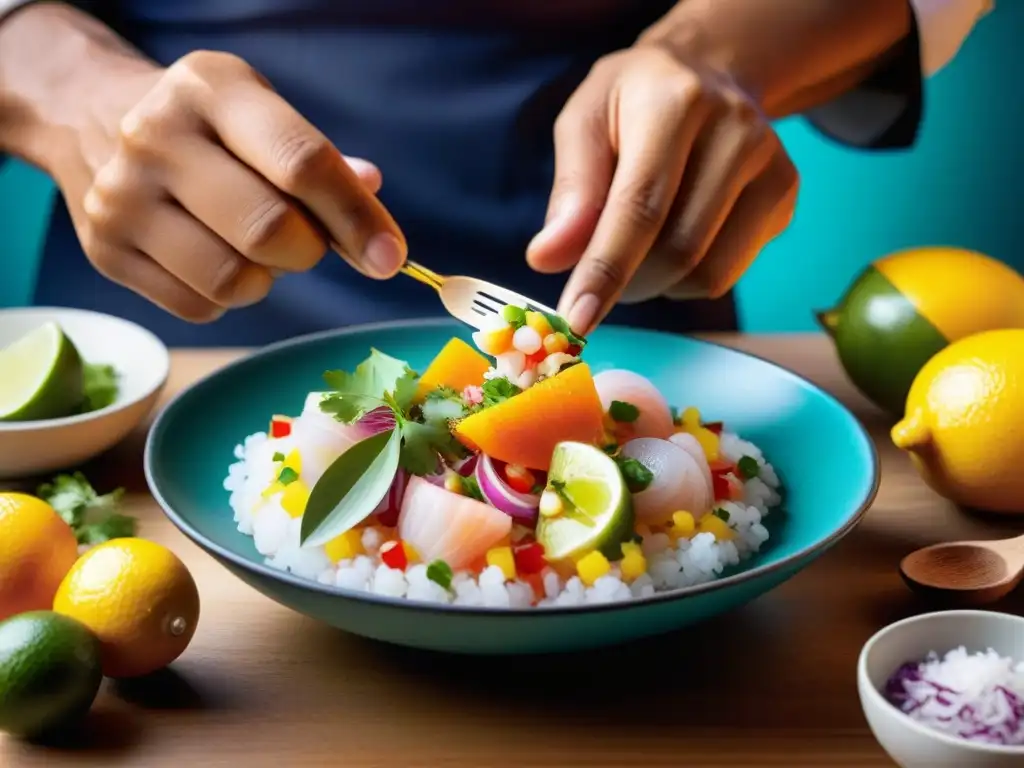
[858,609,1024,755]
[0,306,170,433]
[145,317,881,617]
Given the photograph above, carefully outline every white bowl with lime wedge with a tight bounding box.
[0,307,169,479]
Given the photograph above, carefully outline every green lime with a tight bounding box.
[0,611,103,740]
[536,441,634,563]
[0,322,84,422]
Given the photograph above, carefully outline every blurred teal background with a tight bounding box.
[1,4,1021,331]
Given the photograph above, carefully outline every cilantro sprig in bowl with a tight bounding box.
[145,317,877,655]
[0,307,169,479]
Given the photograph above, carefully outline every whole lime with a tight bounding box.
[816,247,1024,417]
[0,611,103,740]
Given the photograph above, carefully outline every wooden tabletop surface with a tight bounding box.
[4,333,1024,768]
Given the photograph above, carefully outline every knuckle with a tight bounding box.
[175,49,250,80]
[82,185,123,238]
[204,252,246,305]
[615,176,669,231]
[583,255,628,289]
[239,197,295,254]
[274,134,333,192]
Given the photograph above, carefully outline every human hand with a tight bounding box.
[52,50,405,322]
[527,45,799,335]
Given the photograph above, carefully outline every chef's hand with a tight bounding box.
[527,45,799,335]
[55,50,405,322]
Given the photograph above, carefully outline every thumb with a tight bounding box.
[526,98,613,275]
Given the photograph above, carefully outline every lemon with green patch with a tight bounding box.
[816,247,1024,417]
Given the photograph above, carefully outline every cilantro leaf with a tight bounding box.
[399,421,460,475]
[480,377,521,409]
[425,385,461,402]
[737,455,760,480]
[426,559,454,590]
[614,455,654,493]
[36,471,135,545]
[321,349,416,423]
[541,311,586,349]
[713,507,731,523]
[608,400,640,423]
[80,363,120,413]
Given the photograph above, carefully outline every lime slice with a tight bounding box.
[536,441,634,562]
[0,322,84,422]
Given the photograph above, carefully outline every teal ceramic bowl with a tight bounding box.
[145,319,878,655]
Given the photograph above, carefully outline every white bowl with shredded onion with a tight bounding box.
[859,610,1024,767]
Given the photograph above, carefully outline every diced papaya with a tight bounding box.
[415,337,491,401]
[454,363,605,471]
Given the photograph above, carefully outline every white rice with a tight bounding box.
[223,427,783,609]
[886,647,1024,746]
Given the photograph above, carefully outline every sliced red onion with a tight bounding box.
[453,454,479,477]
[474,453,539,524]
[374,467,408,527]
[357,406,397,436]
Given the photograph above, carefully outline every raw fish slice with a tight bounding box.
[620,438,712,524]
[593,370,674,439]
[289,392,367,486]
[398,476,512,569]
[668,431,714,499]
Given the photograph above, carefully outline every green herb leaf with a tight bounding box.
[480,377,521,408]
[737,455,760,480]
[712,508,731,523]
[301,429,401,547]
[278,466,300,485]
[425,385,461,403]
[608,400,640,423]
[272,452,285,462]
[426,559,454,590]
[399,421,460,475]
[80,363,120,413]
[321,349,416,423]
[614,456,654,494]
[541,311,586,349]
[460,473,485,503]
[36,471,134,545]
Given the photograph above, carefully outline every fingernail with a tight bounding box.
[361,233,405,278]
[565,292,601,336]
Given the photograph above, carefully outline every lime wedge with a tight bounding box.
[537,441,634,563]
[0,322,84,422]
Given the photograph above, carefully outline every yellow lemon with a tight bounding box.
[53,538,200,678]
[0,493,79,622]
[892,329,1024,514]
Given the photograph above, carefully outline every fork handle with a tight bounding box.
[400,261,444,291]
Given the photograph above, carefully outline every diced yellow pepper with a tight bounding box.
[283,448,302,474]
[525,311,554,338]
[576,550,611,587]
[699,513,735,541]
[619,545,647,582]
[677,406,720,461]
[324,529,365,562]
[477,326,514,356]
[669,510,696,540]
[402,541,420,564]
[486,546,517,581]
[280,479,311,518]
[262,480,285,499]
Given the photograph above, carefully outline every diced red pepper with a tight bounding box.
[503,463,536,495]
[270,415,292,438]
[566,343,582,357]
[703,421,724,435]
[525,349,547,368]
[380,540,408,570]
[513,542,547,575]
[708,458,735,474]
[712,472,732,501]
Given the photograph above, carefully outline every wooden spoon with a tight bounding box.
[899,534,1024,605]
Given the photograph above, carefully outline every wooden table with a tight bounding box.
[4,334,1024,768]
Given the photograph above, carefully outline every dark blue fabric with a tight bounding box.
[32,1,920,345]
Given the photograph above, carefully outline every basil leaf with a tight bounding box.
[301,429,401,547]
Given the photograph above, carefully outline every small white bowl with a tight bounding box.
[858,610,1024,768]
[0,307,169,479]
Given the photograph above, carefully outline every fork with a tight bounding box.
[400,261,557,330]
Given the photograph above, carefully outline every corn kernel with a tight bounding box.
[670,510,696,540]
[542,331,569,355]
[283,448,302,474]
[324,529,365,562]
[402,541,420,564]
[486,546,517,581]
[699,513,735,541]
[694,427,720,461]
[620,551,648,582]
[280,479,311,517]
[444,471,464,494]
[620,541,642,558]
[525,311,554,337]
[476,326,514,356]
[576,550,611,586]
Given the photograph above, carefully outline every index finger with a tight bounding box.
[204,78,406,278]
[558,84,708,334]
